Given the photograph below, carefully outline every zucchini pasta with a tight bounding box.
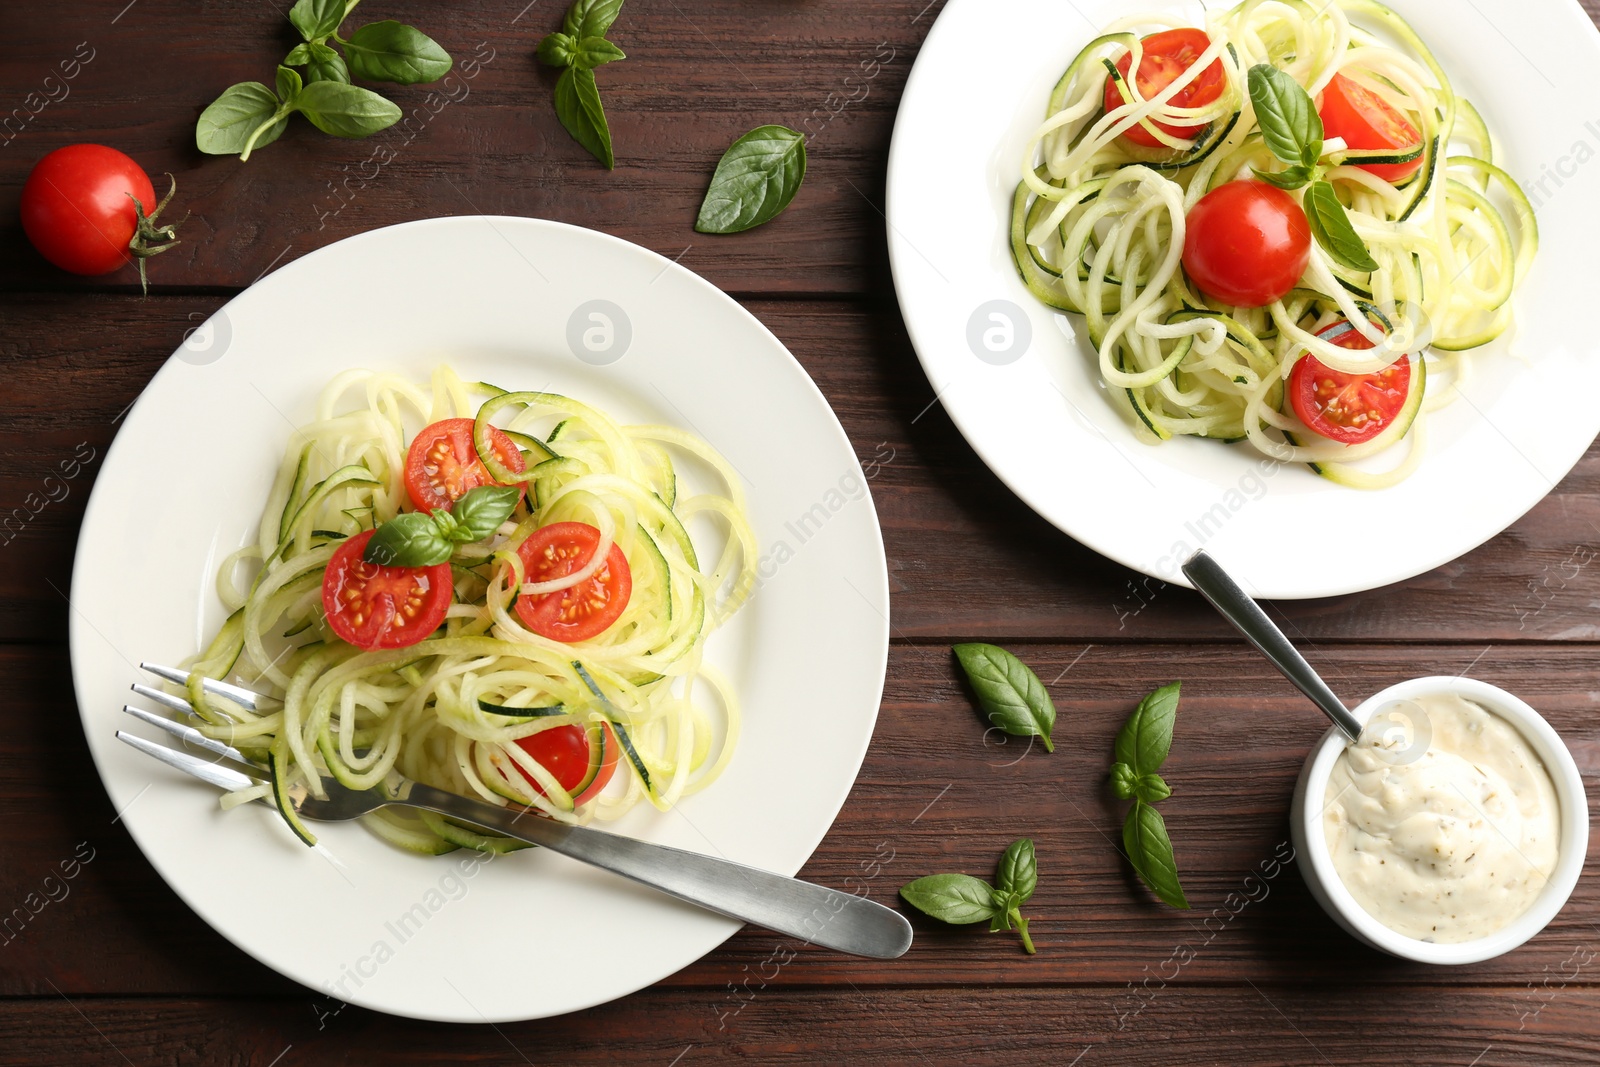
[179,366,757,854]
[1013,0,1536,487]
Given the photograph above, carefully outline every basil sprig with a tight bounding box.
[363,485,520,568]
[1110,682,1189,909]
[538,0,629,169]
[1245,63,1379,273]
[953,643,1056,751]
[695,126,808,234]
[197,0,451,159]
[900,838,1038,954]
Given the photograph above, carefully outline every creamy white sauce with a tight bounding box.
[1322,691,1560,943]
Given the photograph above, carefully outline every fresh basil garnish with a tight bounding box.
[451,485,521,541]
[343,20,453,85]
[1248,63,1322,169]
[695,125,808,234]
[1123,799,1188,909]
[553,67,615,169]
[1305,179,1380,272]
[363,485,522,568]
[200,0,451,158]
[365,513,450,568]
[900,838,1038,954]
[1109,682,1189,908]
[1243,63,1379,269]
[953,643,1056,752]
[539,0,627,169]
[196,83,291,157]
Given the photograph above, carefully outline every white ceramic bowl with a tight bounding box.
[1291,676,1589,964]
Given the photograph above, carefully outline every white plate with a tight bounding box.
[70,217,889,1023]
[888,0,1600,599]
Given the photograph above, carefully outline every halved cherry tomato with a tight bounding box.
[513,722,620,804]
[321,529,453,650]
[1182,180,1311,308]
[1317,73,1423,183]
[514,522,632,642]
[1289,319,1412,444]
[403,418,526,514]
[1103,29,1226,149]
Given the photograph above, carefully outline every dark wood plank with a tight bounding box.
[2,295,1598,644]
[8,643,1597,998]
[0,985,1596,1066]
[0,0,932,297]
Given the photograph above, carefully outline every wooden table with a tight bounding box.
[4,2,1599,1062]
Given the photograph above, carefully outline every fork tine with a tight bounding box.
[140,662,265,711]
[130,682,200,717]
[121,704,258,767]
[116,731,264,792]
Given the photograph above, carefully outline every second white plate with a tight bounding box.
[888,0,1600,598]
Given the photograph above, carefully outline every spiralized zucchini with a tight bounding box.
[183,366,757,854]
[1013,0,1536,487]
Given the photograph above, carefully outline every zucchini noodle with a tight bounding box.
[179,366,757,854]
[1013,0,1536,488]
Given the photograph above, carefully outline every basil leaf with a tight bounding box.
[1110,761,1137,800]
[1305,180,1380,272]
[364,513,452,568]
[289,0,346,42]
[450,486,521,542]
[196,82,289,156]
[952,643,1056,752]
[302,42,351,85]
[563,0,625,39]
[695,125,807,235]
[899,873,1000,925]
[1133,772,1172,805]
[537,31,577,69]
[996,838,1037,905]
[296,80,402,138]
[1114,681,1179,775]
[344,21,453,85]
[1123,800,1189,908]
[575,36,626,68]
[276,65,303,104]
[1248,63,1322,168]
[553,66,614,168]
[1252,164,1313,190]
[285,43,313,65]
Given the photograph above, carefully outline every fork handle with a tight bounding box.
[397,782,913,960]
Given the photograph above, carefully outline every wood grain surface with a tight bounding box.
[2,0,1598,1064]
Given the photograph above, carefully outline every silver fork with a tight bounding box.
[118,663,913,960]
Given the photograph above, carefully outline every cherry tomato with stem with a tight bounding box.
[19,144,182,292]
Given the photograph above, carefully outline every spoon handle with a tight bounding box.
[1182,551,1364,742]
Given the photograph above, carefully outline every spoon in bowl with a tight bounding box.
[1181,549,1363,742]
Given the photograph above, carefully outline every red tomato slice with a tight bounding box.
[514,522,633,643]
[513,722,620,804]
[1289,319,1412,444]
[1182,181,1311,308]
[321,530,453,651]
[1103,29,1226,149]
[1317,73,1423,183]
[404,418,526,514]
